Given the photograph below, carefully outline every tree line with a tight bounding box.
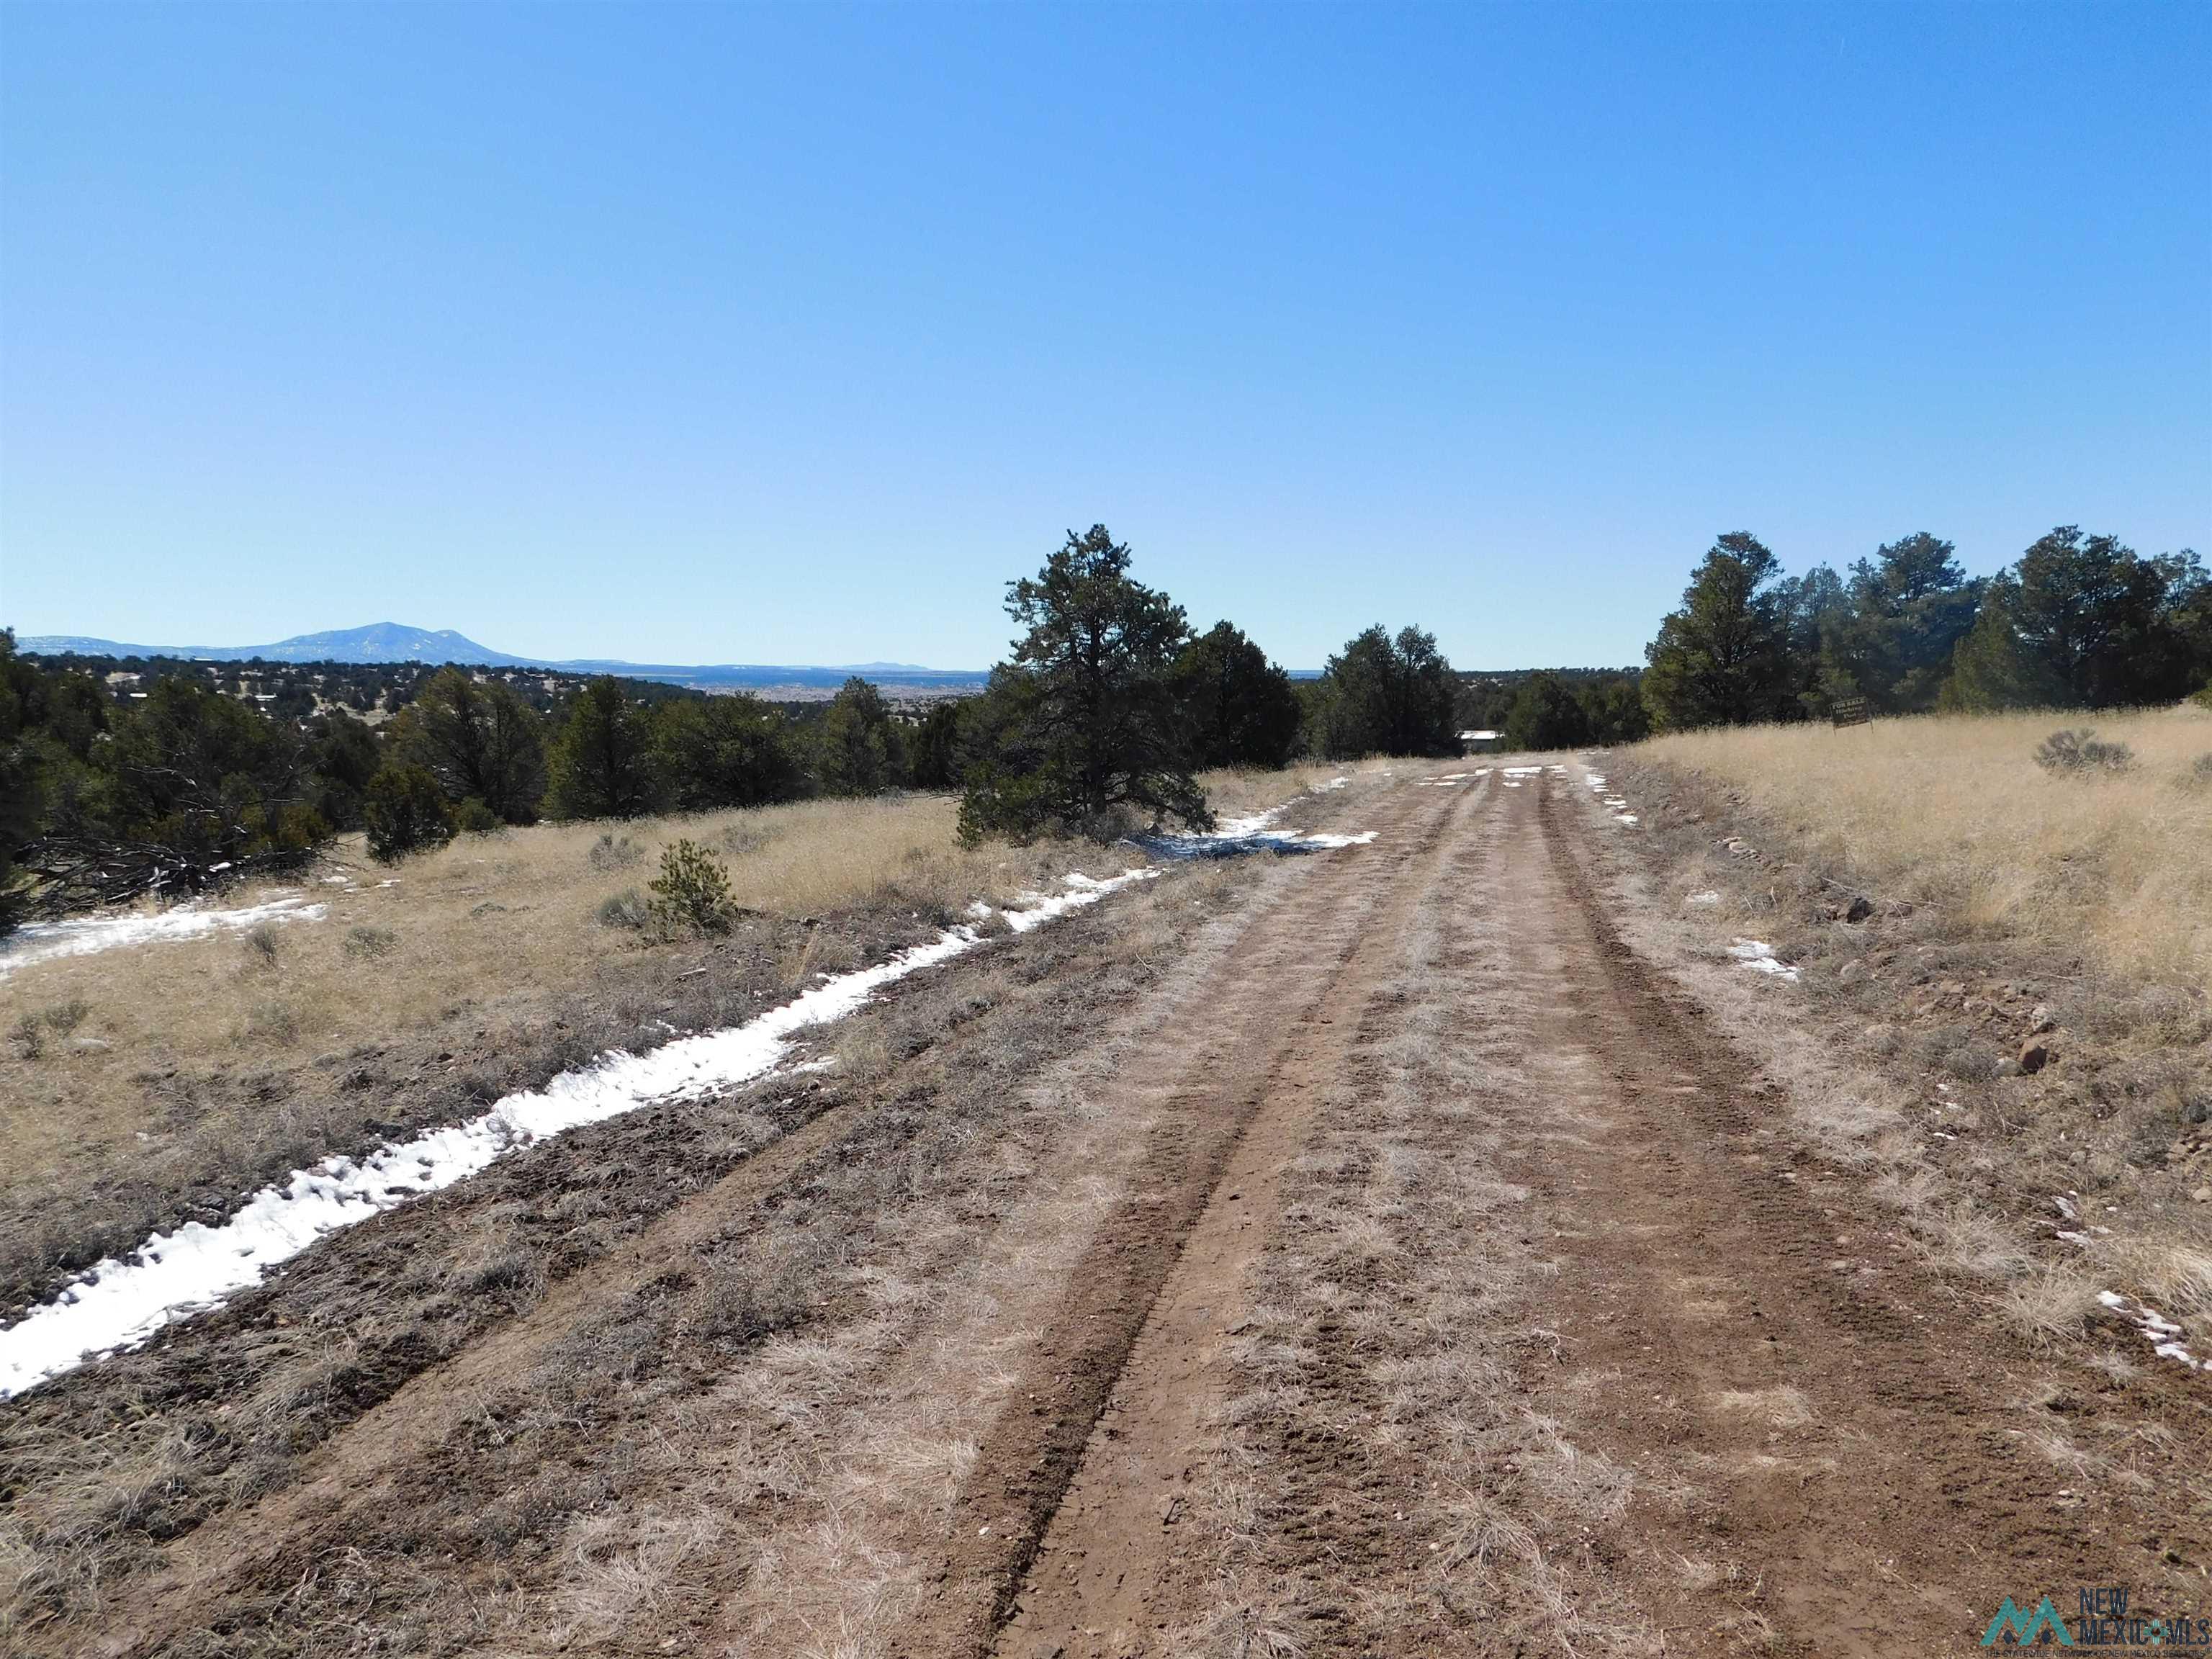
[0,529,1469,925]
[1641,526,2211,731]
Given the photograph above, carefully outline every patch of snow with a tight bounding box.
[1613,813,1639,825]
[0,868,1156,1401]
[1683,891,1722,908]
[1503,766,1543,777]
[1727,939,1802,983]
[1136,793,1377,861]
[2098,1289,2203,1370]
[0,894,327,981]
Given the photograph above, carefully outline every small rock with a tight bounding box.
[2193,1187,2211,1204]
[68,1037,111,1054]
[2029,1004,2058,1035]
[1838,959,1866,986]
[2018,1039,2052,1076]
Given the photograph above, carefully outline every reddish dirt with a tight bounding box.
[15,765,2209,1657]
[904,766,2212,1657]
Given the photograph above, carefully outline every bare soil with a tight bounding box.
[6,765,2207,1656]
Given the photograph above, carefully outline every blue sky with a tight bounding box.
[2,4,2206,670]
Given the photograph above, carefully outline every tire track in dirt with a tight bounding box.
[81,1078,874,1655]
[884,772,1485,1658]
[930,763,2209,1658]
[1509,771,2210,1653]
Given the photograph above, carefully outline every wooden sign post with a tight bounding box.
[1831,696,1870,729]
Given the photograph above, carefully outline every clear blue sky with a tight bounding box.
[3,3,2206,670]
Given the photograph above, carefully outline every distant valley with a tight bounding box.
[17,622,986,695]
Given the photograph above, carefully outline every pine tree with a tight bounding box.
[1503,673,1594,751]
[1318,625,1459,757]
[1641,533,1797,730]
[1169,621,1304,770]
[960,526,1207,840]
[817,677,904,796]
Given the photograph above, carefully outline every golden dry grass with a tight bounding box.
[1640,703,2212,992]
[0,770,1336,1291]
[0,793,1141,1249]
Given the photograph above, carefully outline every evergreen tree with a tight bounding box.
[907,700,967,790]
[1822,533,1983,713]
[959,525,1207,840]
[101,677,325,858]
[548,677,662,819]
[817,676,904,796]
[1169,621,1304,770]
[308,711,382,831]
[1318,625,1460,757]
[364,763,457,863]
[398,666,547,822]
[0,634,44,932]
[1943,529,2209,711]
[1576,677,1652,745]
[1641,533,1798,730]
[654,694,805,810]
[1503,672,1594,751]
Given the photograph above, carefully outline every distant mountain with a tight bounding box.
[21,623,521,666]
[17,623,985,693]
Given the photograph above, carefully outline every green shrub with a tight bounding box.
[9,1012,44,1060]
[647,839,739,936]
[364,763,457,863]
[454,797,503,837]
[2192,682,2212,711]
[2034,728,2134,775]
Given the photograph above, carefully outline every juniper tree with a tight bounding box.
[548,676,662,819]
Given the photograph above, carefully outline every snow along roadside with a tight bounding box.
[0,893,327,981]
[0,869,1155,1401]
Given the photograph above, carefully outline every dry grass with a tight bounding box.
[0,768,1335,1313]
[0,792,1148,1305]
[1640,703,2212,992]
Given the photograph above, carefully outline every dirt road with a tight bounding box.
[19,765,2208,1657]
[924,765,2209,1656]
